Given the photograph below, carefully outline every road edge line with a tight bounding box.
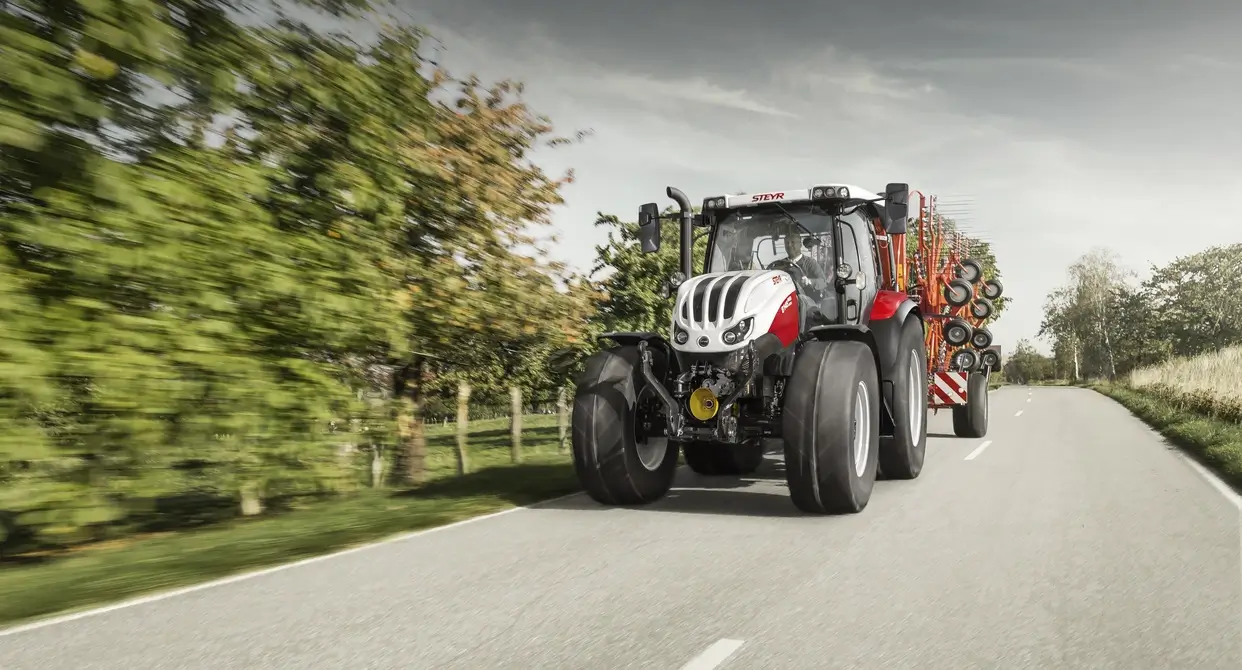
[0,488,588,637]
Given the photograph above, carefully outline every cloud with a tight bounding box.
[584,73,799,118]
[370,1,1241,356]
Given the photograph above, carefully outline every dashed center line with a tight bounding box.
[964,440,993,461]
[1026,397,1032,403]
[681,639,745,670]
[1015,410,1024,417]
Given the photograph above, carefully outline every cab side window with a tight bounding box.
[837,219,861,273]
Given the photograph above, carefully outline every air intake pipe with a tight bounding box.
[666,186,694,279]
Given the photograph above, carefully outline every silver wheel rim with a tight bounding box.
[949,286,968,304]
[853,380,871,478]
[907,350,923,439]
[633,386,668,471]
[637,435,668,471]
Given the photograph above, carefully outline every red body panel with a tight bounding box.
[767,290,800,346]
[869,289,908,322]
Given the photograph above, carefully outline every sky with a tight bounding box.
[378,0,1241,353]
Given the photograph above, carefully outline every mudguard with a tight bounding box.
[866,293,922,384]
[864,293,921,435]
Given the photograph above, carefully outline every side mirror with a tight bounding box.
[638,202,660,254]
[884,183,909,235]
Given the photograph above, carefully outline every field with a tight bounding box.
[1128,345,1242,408]
[0,415,577,627]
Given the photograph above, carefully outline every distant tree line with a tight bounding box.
[1005,244,1242,384]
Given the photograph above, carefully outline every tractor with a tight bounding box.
[570,183,929,514]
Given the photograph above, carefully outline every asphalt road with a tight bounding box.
[3,386,1241,669]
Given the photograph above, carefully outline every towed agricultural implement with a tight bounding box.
[569,181,1003,515]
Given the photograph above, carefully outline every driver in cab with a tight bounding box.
[777,223,826,289]
[773,222,836,324]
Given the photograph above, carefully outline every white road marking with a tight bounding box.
[0,488,589,637]
[1026,397,1032,403]
[964,440,993,461]
[681,639,746,670]
[1014,410,1024,417]
[1161,433,1242,654]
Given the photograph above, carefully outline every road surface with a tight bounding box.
[2,386,1240,669]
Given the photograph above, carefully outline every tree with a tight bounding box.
[1003,339,1054,384]
[589,208,709,335]
[1143,244,1242,358]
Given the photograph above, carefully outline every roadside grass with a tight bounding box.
[0,414,578,628]
[1090,346,1242,492]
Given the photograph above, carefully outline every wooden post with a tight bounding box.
[455,381,471,476]
[510,385,522,463]
[557,385,569,453]
[396,360,428,486]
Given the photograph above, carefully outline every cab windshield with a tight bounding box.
[705,203,836,276]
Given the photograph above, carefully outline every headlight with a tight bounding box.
[674,327,689,344]
[721,318,753,346]
[835,263,853,279]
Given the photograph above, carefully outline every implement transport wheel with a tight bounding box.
[683,441,765,475]
[782,340,880,514]
[951,371,990,438]
[879,317,928,480]
[571,345,679,505]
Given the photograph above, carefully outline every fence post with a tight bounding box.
[510,385,522,463]
[456,381,471,476]
[557,385,569,453]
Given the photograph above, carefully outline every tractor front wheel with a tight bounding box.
[571,345,679,505]
[782,340,879,514]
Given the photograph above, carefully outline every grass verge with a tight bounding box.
[1090,382,1242,491]
[0,415,579,628]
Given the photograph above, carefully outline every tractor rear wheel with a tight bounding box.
[951,371,990,438]
[879,317,928,480]
[782,340,879,514]
[571,345,679,505]
[683,441,765,475]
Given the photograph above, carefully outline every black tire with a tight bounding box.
[951,371,989,438]
[879,317,928,480]
[956,258,983,284]
[942,317,973,347]
[970,298,995,320]
[943,278,973,307]
[683,441,765,475]
[982,278,1004,300]
[953,348,979,370]
[571,345,679,505]
[782,340,880,514]
[970,327,993,349]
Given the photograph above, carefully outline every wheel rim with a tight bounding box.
[907,350,923,439]
[852,380,871,478]
[633,386,669,471]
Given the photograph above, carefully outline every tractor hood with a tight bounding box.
[671,270,800,354]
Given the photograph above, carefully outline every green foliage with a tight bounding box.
[1002,339,1055,384]
[589,209,708,335]
[1038,244,1242,382]
[0,2,593,552]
